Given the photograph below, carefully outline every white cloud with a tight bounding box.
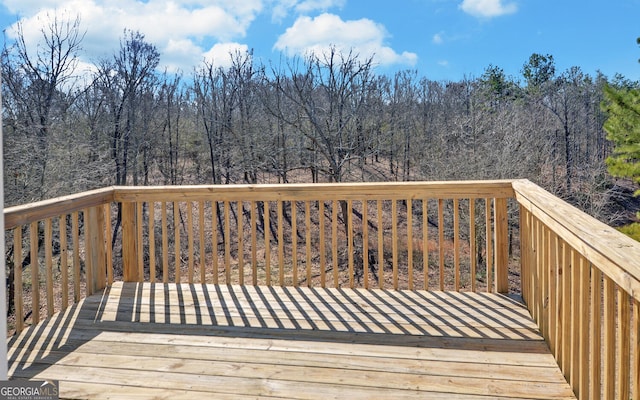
[459,0,517,18]
[3,0,262,73]
[432,33,443,45]
[274,13,417,67]
[202,42,251,70]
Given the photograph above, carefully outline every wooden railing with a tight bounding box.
[515,179,640,400]
[6,179,640,399]
[113,181,513,291]
[5,181,514,334]
[4,188,114,333]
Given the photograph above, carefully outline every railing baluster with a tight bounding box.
[423,199,428,290]
[550,229,558,356]
[45,218,53,317]
[292,202,298,287]
[224,201,231,284]
[264,201,270,286]
[30,221,39,325]
[590,265,602,400]
[485,199,492,293]
[187,201,194,283]
[391,199,398,290]
[333,200,339,288]
[319,201,326,288]
[561,238,571,378]
[541,223,549,344]
[347,200,354,289]
[578,256,590,399]
[277,201,284,286]
[238,201,244,286]
[407,199,413,291]
[618,289,631,400]
[470,200,476,292]
[453,199,459,291]
[60,215,68,308]
[551,231,560,362]
[603,276,615,399]
[198,201,205,283]
[13,226,23,333]
[161,202,168,283]
[137,202,144,282]
[72,212,80,303]
[362,200,368,289]
[306,201,312,288]
[438,199,444,291]
[633,299,640,400]
[149,202,156,283]
[251,201,257,286]
[570,249,580,394]
[236,201,244,285]
[376,200,383,289]
[211,202,218,284]
[173,202,181,284]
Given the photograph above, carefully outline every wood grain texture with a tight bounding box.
[8,282,575,400]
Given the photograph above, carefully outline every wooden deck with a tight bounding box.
[7,282,575,399]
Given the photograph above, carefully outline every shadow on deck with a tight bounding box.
[7,282,575,399]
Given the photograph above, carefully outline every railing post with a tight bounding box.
[494,197,509,293]
[122,202,139,282]
[85,206,107,294]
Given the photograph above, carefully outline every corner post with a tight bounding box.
[86,206,107,295]
[494,197,509,293]
[122,202,139,281]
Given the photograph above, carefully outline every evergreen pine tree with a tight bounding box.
[602,38,640,210]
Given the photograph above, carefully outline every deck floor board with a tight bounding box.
[8,282,575,399]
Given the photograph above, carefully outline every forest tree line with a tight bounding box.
[2,16,637,225]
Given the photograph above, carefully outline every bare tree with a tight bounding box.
[272,48,375,183]
[2,12,84,203]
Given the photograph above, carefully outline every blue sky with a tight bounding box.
[1,0,639,82]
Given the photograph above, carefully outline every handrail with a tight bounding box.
[4,187,115,230]
[513,179,640,302]
[112,180,515,202]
